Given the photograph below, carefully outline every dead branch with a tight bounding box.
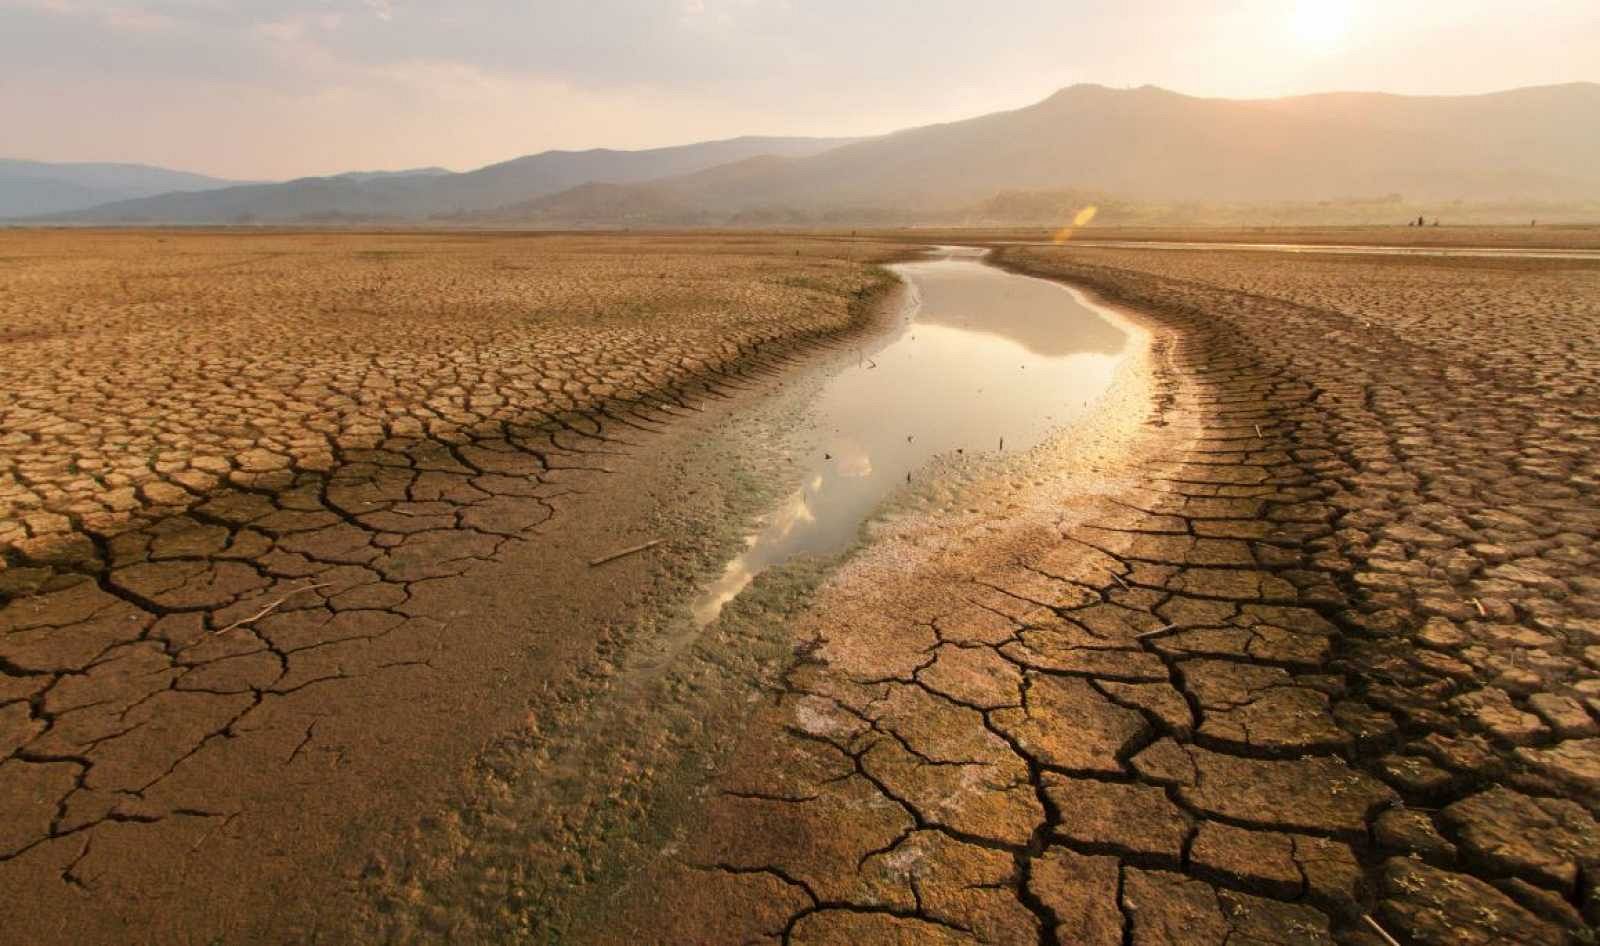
[213,582,332,634]
[589,539,664,567]
[1361,914,1401,946]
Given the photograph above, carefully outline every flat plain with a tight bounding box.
[3,227,1599,945]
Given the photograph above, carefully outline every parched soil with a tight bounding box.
[891,224,1600,251]
[0,230,905,942]
[6,229,1599,945]
[591,244,1600,944]
[1072,224,1600,250]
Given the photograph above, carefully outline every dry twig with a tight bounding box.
[589,539,664,567]
[213,582,332,634]
[1361,914,1401,946]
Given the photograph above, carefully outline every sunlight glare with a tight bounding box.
[1052,204,1098,244]
[1291,0,1352,54]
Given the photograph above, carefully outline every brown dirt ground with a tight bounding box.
[579,239,1600,945]
[5,228,1599,945]
[0,229,910,943]
[1082,224,1600,249]
[873,224,1600,250]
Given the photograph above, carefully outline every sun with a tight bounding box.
[1291,0,1352,53]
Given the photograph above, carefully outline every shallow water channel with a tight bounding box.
[692,247,1129,624]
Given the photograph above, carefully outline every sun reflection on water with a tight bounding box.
[689,249,1128,626]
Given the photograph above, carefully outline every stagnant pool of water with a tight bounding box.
[692,247,1129,625]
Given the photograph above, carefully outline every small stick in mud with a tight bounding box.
[1361,914,1402,946]
[1108,570,1130,590]
[1473,597,1487,617]
[589,539,664,567]
[1254,423,1263,439]
[214,582,332,634]
[1135,624,1176,639]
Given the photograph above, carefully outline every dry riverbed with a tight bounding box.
[583,237,1600,946]
[3,228,1598,945]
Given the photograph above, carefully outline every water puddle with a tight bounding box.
[692,247,1128,624]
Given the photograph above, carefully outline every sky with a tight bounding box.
[3,0,1597,180]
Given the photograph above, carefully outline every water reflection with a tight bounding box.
[691,249,1129,625]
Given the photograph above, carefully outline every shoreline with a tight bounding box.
[585,260,1183,943]
[350,250,1172,942]
[298,262,927,942]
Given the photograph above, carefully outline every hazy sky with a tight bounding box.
[4,0,1596,179]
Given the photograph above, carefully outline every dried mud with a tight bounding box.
[0,230,906,942]
[4,229,1598,945]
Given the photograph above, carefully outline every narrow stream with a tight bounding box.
[692,247,1129,625]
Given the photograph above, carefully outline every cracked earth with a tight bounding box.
[0,230,903,941]
[593,242,1600,945]
[4,230,1598,945]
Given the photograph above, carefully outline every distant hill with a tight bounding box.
[326,167,454,183]
[0,159,251,218]
[45,137,861,223]
[492,83,1600,225]
[29,84,1599,226]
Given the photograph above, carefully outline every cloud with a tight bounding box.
[0,49,799,178]
[2,0,1595,178]
[1,0,179,32]
[254,12,344,44]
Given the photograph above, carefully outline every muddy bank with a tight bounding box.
[339,248,1150,941]
[581,273,1174,944]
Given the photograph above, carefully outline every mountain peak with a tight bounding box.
[1035,83,1189,111]
[1046,82,1178,98]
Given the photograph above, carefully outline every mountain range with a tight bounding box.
[25,137,857,224]
[0,160,251,218]
[12,82,1600,226]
